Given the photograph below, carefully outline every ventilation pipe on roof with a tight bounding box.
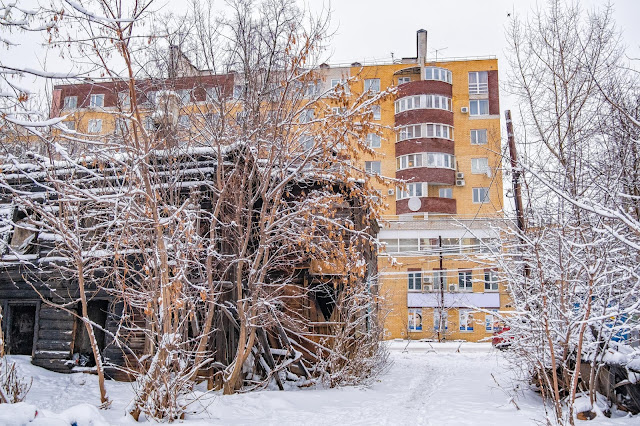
[417,29,427,78]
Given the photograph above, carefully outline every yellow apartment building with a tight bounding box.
[48,30,506,342]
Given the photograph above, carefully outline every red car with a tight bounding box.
[492,326,513,349]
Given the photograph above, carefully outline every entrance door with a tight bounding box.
[9,305,36,355]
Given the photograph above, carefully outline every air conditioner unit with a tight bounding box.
[423,284,433,292]
[456,172,464,179]
[461,106,469,114]
[423,276,433,285]
[456,179,465,186]
[448,284,457,292]
[387,188,395,196]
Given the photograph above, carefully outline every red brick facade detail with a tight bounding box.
[398,80,452,98]
[396,168,455,185]
[395,109,453,126]
[395,138,455,156]
[488,70,500,115]
[396,197,457,215]
[52,74,235,115]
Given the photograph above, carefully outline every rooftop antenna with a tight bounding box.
[391,52,395,62]
[431,47,448,62]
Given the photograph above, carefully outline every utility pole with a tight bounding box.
[437,235,445,342]
[505,110,525,235]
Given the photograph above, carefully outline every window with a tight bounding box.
[470,99,489,116]
[471,129,488,145]
[398,239,419,252]
[365,161,381,175]
[63,96,77,110]
[441,238,460,254]
[468,71,488,94]
[143,116,155,131]
[330,79,349,94]
[300,134,314,151]
[87,119,102,133]
[472,187,490,204]
[178,115,190,129]
[424,123,453,140]
[394,95,452,114]
[380,239,398,253]
[485,310,499,332]
[398,76,411,85]
[367,133,381,148]
[118,92,130,109]
[459,310,475,331]
[331,107,347,115]
[177,89,191,104]
[485,270,499,291]
[299,109,314,124]
[233,85,243,99]
[114,118,127,134]
[89,94,104,108]
[63,121,76,131]
[471,158,489,174]
[433,270,447,290]
[424,67,452,83]
[425,152,454,169]
[396,182,425,200]
[304,82,319,97]
[372,105,381,120]
[458,271,473,291]
[408,272,422,291]
[206,87,219,103]
[439,188,452,199]
[408,308,422,332]
[145,91,157,106]
[434,310,448,331]
[397,124,422,141]
[364,78,380,93]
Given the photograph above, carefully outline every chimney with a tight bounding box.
[417,29,427,65]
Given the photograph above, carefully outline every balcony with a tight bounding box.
[396,196,456,215]
[398,80,452,98]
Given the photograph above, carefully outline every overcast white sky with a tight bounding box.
[305,0,640,65]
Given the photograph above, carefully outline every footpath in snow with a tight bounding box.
[0,341,637,425]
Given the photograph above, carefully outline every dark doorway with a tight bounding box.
[74,300,109,366]
[8,304,36,355]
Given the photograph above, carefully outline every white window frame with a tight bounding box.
[398,76,411,85]
[439,188,452,199]
[471,158,489,174]
[424,67,452,83]
[434,310,448,331]
[367,133,381,148]
[372,105,381,120]
[118,92,130,109]
[408,308,423,332]
[143,116,155,131]
[63,96,77,110]
[206,87,219,103]
[63,121,76,131]
[433,270,447,290]
[396,123,453,142]
[299,109,314,124]
[114,118,127,134]
[396,182,426,200]
[485,310,499,332]
[89,94,104,108]
[471,129,488,145]
[394,94,452,114]
[364,78,380,93]
[458,270,473,292]
[472,187,490,204]
[468,71,488,94]
[87,119,102,133]
[408,272,422,291]
[484,270,499,291]
[459,309,475,332]
[470,99,489,116]
[365,161,381,175]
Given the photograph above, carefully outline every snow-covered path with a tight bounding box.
[2,342,637,425]
[206,342,539,425]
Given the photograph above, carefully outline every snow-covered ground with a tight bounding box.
[0,341,637,425]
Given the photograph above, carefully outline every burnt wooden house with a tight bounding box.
[0,148,379,383]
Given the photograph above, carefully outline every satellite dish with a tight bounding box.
[408,196,422,212]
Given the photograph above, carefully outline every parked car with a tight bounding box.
[492,326,513,349]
